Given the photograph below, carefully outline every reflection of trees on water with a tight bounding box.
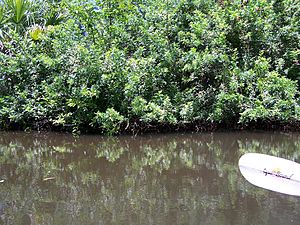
[238,133,300,160]
[0,132,299,224]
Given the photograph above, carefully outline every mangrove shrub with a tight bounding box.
[0,0,299,134]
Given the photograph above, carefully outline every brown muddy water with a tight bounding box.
[0,131,299,225]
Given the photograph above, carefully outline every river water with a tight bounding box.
[0,131,299,225]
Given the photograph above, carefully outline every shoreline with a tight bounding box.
[1,120,300,135]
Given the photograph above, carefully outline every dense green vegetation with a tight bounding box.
[0,0,299,134]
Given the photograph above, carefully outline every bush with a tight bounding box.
[240,71,300,123]
[211,57,300,123]
[93,108,125,135]
[0,0,299,134]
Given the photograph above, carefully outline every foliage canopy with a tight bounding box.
[0,0,299,134]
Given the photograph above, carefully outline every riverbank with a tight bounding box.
[2,119,300,135]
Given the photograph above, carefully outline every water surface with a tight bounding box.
[0,131,299,225]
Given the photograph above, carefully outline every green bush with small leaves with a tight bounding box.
[0,0,299,134]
